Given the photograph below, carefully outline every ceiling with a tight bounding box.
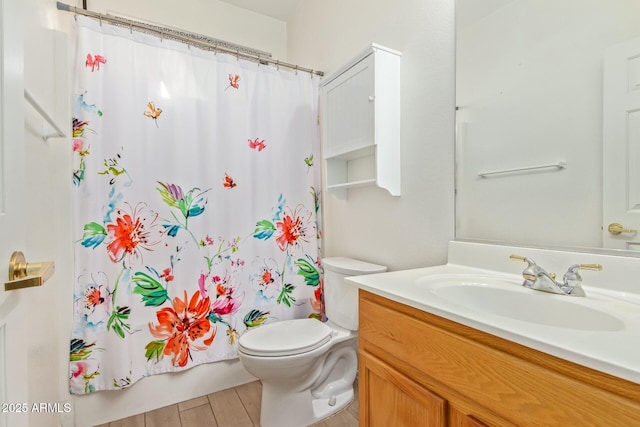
[219,0,300,22]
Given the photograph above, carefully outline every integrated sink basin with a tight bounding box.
[345,242,640,384]
[418,274,626,332]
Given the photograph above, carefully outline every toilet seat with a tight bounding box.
[239,318,333,357]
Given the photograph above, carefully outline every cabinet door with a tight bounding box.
[359,351,446,427]
[322,54,375,158]
[449,408,490,427]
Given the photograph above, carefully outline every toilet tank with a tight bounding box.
[322,257,387,331]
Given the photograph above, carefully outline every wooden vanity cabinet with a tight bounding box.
[358,290,640,427]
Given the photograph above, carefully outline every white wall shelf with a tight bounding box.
[320,43,401,197]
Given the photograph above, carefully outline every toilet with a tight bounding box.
[238,257,387,427]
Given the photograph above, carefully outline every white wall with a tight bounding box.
[456,0,640,248]
[287,0,456,271]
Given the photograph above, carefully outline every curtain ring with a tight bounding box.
[236,49,240,61]
[129,22,133,34]
[276,60,280,71]
[214,44,218,55]
[295,65,298,75]
[99,15,102,26]
[310,70,313,78]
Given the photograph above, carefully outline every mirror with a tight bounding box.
[455,0,640,254]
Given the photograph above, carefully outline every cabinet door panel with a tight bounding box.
[449,408,490,427]
[322,54,375,158]
[360,351,446,427]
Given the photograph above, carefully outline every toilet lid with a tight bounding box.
[239,318,333,357]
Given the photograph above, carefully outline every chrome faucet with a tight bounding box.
[509,255,602,297]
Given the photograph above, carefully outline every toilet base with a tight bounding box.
[311,388,354,420]
[260,381,354,427]
[258,339,358,427]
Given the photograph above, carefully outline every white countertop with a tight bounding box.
[346,256,640,384]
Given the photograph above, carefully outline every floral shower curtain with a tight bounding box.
[69,16,322,394]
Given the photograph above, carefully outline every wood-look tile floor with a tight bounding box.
[96,380,358,427]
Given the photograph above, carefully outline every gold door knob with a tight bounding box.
[4,251,55,291]
[607,223,637,235]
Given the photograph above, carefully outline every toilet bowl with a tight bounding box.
[238,257,386,427]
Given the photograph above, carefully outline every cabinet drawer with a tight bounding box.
[359,291,640,426]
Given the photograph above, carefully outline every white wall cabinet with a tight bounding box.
[320,44,401,197]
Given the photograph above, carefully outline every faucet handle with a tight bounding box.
[576,263,603,271]
[509,254,535,265]
[509,255,547,271]
[565,263,602,276]
[563,263,602,292]
[510,255,557,279]
[510,255,544,286]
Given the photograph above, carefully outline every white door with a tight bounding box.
[0,1,28,427]
[603,35,640,250]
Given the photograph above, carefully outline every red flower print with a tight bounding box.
[251,259,280,291]
[84,285,105,310]
[198,273,208,298]
[275,206,313,252]
[310,284,323,313]
[211,284,244,317]
[85,54,106,72]
[106,203,160,265]
[149,291,216,367]
[248,138,266,151]
[226,74,240,90]
[211,295,242,316]
[216,283,228,297]
[71,361,89,379]
[261,270,274,285]
[73,139,85,153]
[160,268,174,282]
[223,174,237,189]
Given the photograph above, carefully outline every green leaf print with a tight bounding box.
[132,272,169,306]
[295,257,320,286]
[107,306,131,338]
[277,283,296,307]
[145,340,166,363]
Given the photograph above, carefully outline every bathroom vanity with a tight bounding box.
[348,241,640,426]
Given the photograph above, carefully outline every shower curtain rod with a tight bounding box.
[56,2,324,77]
